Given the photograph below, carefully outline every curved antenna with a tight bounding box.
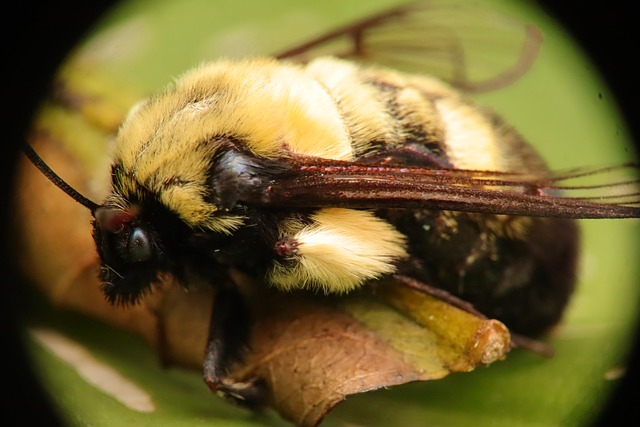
[22,144,101,213]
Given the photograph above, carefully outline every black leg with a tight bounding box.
[202,284,265,408]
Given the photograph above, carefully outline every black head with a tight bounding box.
[23,144,164,304]
[90,172,248,305]
[93,204,166,305]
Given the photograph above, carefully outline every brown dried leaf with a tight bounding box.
[136,274,509,427]
[14,66,510,427]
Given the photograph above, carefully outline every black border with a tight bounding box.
[533,4,640,423]
[3,0,639,424]
[3,2,117,423]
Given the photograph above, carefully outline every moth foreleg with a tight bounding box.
[203,284,265,408]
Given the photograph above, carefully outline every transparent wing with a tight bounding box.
[276,1,541,92]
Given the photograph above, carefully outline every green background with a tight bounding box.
[26,0,640,426]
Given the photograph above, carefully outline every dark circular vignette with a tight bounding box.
[534,3,640,424]
[4,2,119,424]
[3,0,638,425]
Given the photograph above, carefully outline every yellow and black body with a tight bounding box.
[98,55,577,328]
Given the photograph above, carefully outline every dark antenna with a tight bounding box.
[22,144,101,213]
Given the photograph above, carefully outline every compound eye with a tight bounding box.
[128,227,152,262]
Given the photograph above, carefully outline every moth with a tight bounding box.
[23,1,640,408]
